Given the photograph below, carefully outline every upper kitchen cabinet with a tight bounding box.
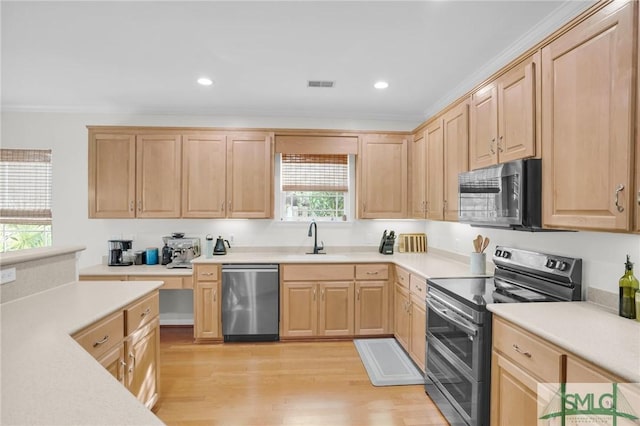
[226,132,274,218]
[359,134,408,219]
[88,132,136,218]
[89,129,182,218]
[469,53,538,170]
[542,1,634,231]
[425,119,444,221]
[409,131,427,219]
[136,134,182,218]
[442,99,469,221]
[182,132,227,218]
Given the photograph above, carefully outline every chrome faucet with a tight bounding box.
[307,220,324,254]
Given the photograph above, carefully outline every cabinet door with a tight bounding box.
[88,133,136,218]
[136,134,182,218]
[318,281,354,336]
[497,55,536,163]
[393,283,410,351]
[227,132,273,218]
[426,119,444,221]
[182,133,227,218]
[355,281,388,335]
[410,131,426,219]
[408,295,426,371]
[442,101,469,221]
[125,318,159,409]
[359,134,408,218]
[194,281,221,339]
[281,282,317,337]
[98,343,125,384]
[542,2,634,231]
[470,84,498,170]
[490,351,539,426]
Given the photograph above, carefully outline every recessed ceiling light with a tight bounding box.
[197,77,213,86]
[374,81,389,89]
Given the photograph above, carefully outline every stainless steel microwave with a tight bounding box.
[458,159,542,230]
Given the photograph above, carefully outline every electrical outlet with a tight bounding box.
[1,268,16,285]
[229,234,235,243]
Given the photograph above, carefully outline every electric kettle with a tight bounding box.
[213,236,231,255]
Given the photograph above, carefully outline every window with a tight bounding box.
[0,149,53,252]
[280,154,350,221]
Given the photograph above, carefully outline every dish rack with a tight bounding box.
[398,233,427,253]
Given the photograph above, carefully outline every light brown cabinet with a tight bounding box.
[359,134,408,219]
[410,130,427,219]
[88,133,136,218]
[88,127,273,219]
[393,266,425,370]
[72,290,160,409]
[470,53,538,170]
[541,2,634,231]
[354,264,389,335]
[88,130,182,218]
[182,132,227,218]
[193,264,221,341]
[442,100,469,221]
[426,119,444,221]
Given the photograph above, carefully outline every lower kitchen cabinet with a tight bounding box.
[281,281,354,337]
[193,264,221,341]
[125,317,160,409]
[355,281,388,335]
[393,267,427,371]
[72,290,160,409]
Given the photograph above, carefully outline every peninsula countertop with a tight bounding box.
[488,302,640,384]
[1,280,165,425]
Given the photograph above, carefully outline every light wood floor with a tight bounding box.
[154,327,449,426]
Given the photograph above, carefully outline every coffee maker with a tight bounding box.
[164,236,201,268]
[108,240,133,266]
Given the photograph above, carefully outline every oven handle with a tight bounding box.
[427,298,479,337]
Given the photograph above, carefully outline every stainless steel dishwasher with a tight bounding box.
[221,264,279,342]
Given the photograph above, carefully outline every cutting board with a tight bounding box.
[398,233,427,253]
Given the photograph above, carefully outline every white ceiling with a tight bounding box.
[1,1,590,125]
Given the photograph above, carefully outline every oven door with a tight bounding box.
[426,339,484,426]
[426,295,485,381]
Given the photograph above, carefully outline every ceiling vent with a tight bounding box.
[307,80,335,88]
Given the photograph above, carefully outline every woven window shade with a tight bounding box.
[281,154,348,192]
[0,149,52,224]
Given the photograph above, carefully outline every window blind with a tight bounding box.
[281,154,348,192]
[0,149,52,224]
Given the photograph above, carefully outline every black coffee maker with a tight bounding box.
[108,239,133,266]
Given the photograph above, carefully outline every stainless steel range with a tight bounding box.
[424,246,582,426]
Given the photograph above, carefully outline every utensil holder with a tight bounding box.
[470,252,486,275]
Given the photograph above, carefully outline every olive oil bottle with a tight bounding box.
[619,255,639,319]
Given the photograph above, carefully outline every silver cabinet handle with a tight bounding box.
[321,289,325,301]
[615,184,625,212]
[137,200,142,211]
[201,272,215,276]
[637,191,640,206]
[490,138,496,155]
[512,344,532,358]
[366,271,379,275]
[92,335,109,347]
[498,135,504,152]
[129,201,134,212]
[356,289,360,301]
[228,200,232,211]
[313,288,316,301]
[140,307,151,318]
[425,201,429,214]
[221,201,225,210]
[128,352,135,373]
[363,202,367,213]
[213,289,217,302]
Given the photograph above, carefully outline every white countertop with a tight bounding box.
[487,302,640,384]
[1,281,165,425]
[81,250,487,280]
[80,263,193,276]
[0,245,86,266]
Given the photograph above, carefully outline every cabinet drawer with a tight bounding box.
[125,292,159,335]
[493,317,563,383]
[195,265,219,281]
[282,264,354,281]
[130,275,183,289]
[355,264,389,280]
[395,266,410,289]
[409,274,426,297]
[74,310,125,360]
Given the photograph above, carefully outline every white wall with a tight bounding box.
[424,221,640,296]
